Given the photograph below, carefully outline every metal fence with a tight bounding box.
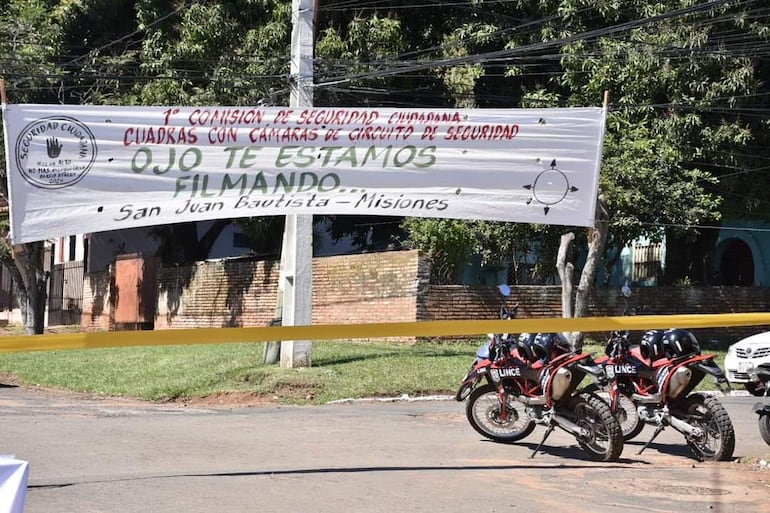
[0,265,15,312]
[48,260,84,325]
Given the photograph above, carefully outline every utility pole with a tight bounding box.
[279,0,316,368]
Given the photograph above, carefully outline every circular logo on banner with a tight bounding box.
[14,116,97,189]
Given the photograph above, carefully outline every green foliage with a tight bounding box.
[1,0,769,287]
[401,218,476,284]
[400,218,563,284]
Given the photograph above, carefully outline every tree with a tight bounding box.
[0,0,72,333]
[553,0,768,283]
[2,0,769,332]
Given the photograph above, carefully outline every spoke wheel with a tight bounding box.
[569,393,624,462]
[680,395,736,462]
[465,384,535,443]
[597,391,644,441]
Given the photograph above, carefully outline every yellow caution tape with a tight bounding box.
[1,312,769,354]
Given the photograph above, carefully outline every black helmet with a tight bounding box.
[553,333,572,354]
[516,333,538,363]
[531,333,570,361]
[639,330,666,360]
[661,329,700,357]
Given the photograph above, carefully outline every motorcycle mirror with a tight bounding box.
[621,280,632,298]
[497,284,511,297]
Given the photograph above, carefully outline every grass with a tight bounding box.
[0,339,729,405]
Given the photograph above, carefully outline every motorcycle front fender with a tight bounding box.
[455,367,488,401]
[753,401,770,416]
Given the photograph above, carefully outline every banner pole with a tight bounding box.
[0,79,7,105]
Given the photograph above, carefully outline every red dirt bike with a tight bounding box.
[747,363,770,446]
[456,312,624,461]
[594,327,735,461]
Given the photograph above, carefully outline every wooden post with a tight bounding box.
[0,79,7,105]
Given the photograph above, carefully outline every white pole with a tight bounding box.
[280,0,316,368]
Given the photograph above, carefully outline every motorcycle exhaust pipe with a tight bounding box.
[665,414,704,438]
[551,414,590,438]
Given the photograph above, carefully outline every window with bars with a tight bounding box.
[632,243,663,282]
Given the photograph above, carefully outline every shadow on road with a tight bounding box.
[29,461,629,490]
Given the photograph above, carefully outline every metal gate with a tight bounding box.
[48,260,84,325]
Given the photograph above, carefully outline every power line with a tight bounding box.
[314,0,754,87]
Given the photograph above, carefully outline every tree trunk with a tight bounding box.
[557,232,575,319]
[572,194,610,352]
[557,232,577,349]
[7,242,47,335]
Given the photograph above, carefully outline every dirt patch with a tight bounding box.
[178,391,279,408]
[0,372,19,386]
[0,325,83,336]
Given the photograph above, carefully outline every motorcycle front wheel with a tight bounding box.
[465,384,535,443]
[758,414,770,446]
[597,391,644,441]
[568,393,624,462]
[679,394,736,461]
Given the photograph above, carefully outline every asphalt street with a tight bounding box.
[1,385,769,513]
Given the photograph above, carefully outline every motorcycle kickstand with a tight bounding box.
[637,425,665,455]
[530,425,555,459]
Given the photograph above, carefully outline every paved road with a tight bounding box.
[1,385,769,513]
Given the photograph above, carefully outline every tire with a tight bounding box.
[465,383,535,443]
[679,395,736,462]
[569,393,624,462]
[745,382,766,397]
[759,414,770,446]
[597,391,644,441]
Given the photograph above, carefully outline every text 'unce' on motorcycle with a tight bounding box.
[455,285,624,462]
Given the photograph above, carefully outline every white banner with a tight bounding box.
[0,457,28,513]
[2,104,606,243]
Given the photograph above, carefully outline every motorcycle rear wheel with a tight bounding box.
[758,414,770,446]
[466,384,535,443]
[680,394,736,461]
[569,393,624,462]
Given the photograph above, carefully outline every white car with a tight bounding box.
[724,331,770,395]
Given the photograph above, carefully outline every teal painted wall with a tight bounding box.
[714,219,769,286]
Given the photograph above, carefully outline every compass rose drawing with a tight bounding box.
[523,159,579,215]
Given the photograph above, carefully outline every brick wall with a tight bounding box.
[155,257,281,330]
[421,284,770,346]
[81,270,114,331]
[312,251,428,329]
[81,250,770,347]
[151,251,428,341]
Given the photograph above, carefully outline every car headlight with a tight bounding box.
[727,345,737,357]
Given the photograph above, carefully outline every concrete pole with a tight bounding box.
[280,0,316,368]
